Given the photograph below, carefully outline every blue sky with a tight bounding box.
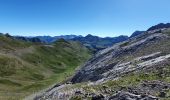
[0,0,170,37]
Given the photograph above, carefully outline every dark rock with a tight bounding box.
[92,94,105,100]
[163,85,168,89]
[151,83,157,88]
[159,91,166,97]
[89,93,96,97]
[75,90,83,95]
[102,85,109,89]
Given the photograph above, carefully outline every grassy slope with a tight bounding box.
[0,36,92,100]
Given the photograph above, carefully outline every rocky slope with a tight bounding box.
[35,24,170,100]
[147,23,170,31]
[71,32,170,83]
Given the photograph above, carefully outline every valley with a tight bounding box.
[0,35,92,100]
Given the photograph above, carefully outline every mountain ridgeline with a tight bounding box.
[37,23,170,100]
[13,31,147,53]
[147,23,170,31]
[35,35,82,43]
[14,34,130,53]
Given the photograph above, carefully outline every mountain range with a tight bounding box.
[16,32,140,53]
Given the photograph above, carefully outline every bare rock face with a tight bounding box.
[71,31,170,83]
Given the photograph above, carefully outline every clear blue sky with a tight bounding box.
[0,0,170,37]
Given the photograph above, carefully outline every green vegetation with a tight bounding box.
[0,36,92,100]
[120,41,129,47]
[70,96,83,100]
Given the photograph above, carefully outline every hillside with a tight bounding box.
[37,24,170,100]
[0,34,92,100]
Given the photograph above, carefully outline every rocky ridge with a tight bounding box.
[34,26,170,100]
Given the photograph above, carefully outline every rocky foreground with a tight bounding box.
[34,80,170,100]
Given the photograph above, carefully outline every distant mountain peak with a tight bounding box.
[85,34,96,38]
[130,31,145,38]
[147,23,170,31]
